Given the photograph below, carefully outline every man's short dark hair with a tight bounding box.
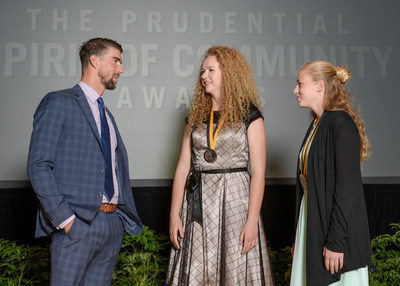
[79,38,123,72]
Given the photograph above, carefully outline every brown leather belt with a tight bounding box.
[99,203,117,213]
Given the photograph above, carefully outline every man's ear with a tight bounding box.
[89,55,98,69]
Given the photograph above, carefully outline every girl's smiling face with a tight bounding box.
[200,55,222,98]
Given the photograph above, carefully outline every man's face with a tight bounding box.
[97,47,124,90]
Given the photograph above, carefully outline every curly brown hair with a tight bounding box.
[301,61,371,162]
[186,46,262,131]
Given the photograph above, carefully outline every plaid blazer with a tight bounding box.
[27,84,142,237]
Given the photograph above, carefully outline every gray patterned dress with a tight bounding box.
[167,107,274,285]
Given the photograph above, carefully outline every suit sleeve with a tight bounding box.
[27,93,74,228]
[325,118,362,252]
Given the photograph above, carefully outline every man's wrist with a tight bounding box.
[57,214,76,230]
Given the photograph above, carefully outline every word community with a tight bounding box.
[4,43,392,79]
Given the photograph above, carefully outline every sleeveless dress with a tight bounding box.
[290,119,369,286]
[167,107,274,286]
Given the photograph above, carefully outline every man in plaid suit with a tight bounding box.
[27,38,142,286]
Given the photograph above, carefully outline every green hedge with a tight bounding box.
[1,223,399,285]
[0,226,169,286]
[369,223,400,285]
[267,222,400,286]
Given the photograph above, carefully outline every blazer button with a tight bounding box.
[100,169,105,174]
[98,192,103,197]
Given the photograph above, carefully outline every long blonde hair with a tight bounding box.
[186,46,261,131]
[301,61,371,162]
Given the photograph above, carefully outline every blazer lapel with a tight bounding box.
[73,84,102,148]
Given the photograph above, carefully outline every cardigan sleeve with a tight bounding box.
[325,117,362,252]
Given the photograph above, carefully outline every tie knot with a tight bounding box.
[97,97,104,107]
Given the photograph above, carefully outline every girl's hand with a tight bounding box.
[323,246,344,274]
[239,221,258,255]
[169,217,184,249]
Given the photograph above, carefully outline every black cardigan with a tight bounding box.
[294,111,372,286]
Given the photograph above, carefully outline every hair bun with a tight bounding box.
[335,66,351,83]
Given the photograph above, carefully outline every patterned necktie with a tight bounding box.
[97,97,114,201]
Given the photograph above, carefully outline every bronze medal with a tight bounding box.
[204,149,217,163]
[204,106,225,164]
[299,118,319,191]
[299,174,307,189]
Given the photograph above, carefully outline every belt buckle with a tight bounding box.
[101,203,114,213]
[105,204,115,213]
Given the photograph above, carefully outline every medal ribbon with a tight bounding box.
[207,106,226,150]
[301,117,319,176]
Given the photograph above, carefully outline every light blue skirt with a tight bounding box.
[290,194,369,286]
